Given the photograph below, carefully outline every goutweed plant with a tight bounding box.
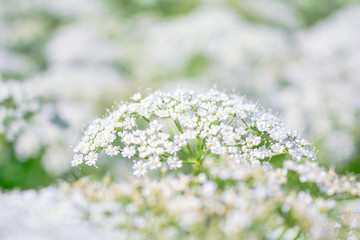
[71,88,360,239]
[73,88,315,175]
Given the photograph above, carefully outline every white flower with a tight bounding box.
[133,160,147,177]
[105,145,120,157]
[71,154,84,166]
[84,152,98,166]
[123,117,136,129]
[148,156,162,170]
[271,143,285,153]
[131,92,142,101]
[122,146,136,158]
[155,110,169,118]
[167,156,182,170]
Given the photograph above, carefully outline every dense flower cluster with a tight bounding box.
[96,3,360,167]
[73,88,316,176]
[2,158,360,240]
[284,160,360,196]
[68,88,360,239]
[66,173,339,240]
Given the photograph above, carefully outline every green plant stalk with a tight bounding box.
[192,162,201,176]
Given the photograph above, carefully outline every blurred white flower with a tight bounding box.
[46,23,117,65]
[273,6,360,164]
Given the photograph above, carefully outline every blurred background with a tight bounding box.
[0,0,359,189]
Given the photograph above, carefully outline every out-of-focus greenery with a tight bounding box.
[0,137,121,190]
[0,140,51,189]
[106,0,200,17]
[106,0,360,27]
[287,0,360,27]
[342,140,360,175]
[1,11,65,74]
[227,0,360,27]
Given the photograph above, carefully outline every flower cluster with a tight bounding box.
[73,88,316,177]
[284,160,360,196]
[0,79,44,141]
[3,156,360,240]
[68,87,360,239]
[102,3,360,167]
[337,205,360,239]
[66,174,339,240]
[210,157,360,197]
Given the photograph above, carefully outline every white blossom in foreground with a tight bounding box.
[73,88,316,176]
[66,157,360,239]
[2,156,359,240]
[0,187,107,240]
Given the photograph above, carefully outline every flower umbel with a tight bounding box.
[73,88,316,176]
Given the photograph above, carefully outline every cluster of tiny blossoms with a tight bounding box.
[284,160,360,196]
[73,88,315,176]
[61,165,359,240]
[208,158,360,197]
[0,79,43,141]
[1,156,359,239]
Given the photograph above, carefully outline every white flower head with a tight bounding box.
[71,154,84,166]
[105,145,120,157]
[73,88,316,177]
[167,156,182,170]
[122,146,136,159]
[131,92,142,101]
[148,156,162,170]
[133,160,147,177]
[85,152,98,166]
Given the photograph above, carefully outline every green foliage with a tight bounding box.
[288,0,360,27]
[185,54,211,77]
[106,0,200,17]
[0,140,53,189]
[2,10,68,73]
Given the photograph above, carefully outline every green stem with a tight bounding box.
[192,162,201,176]
[227,114,236,125]
[166,120,177,136]
[161,168,166,178]
[174,119,184,134]
[142,116,150,123]
[197,139,206,161]
[186,144,196,158]
[277,226,288,240]
[269,151,288,159]
[241,118,250,129]
[293,229,303,240]
[174,119,196,158]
